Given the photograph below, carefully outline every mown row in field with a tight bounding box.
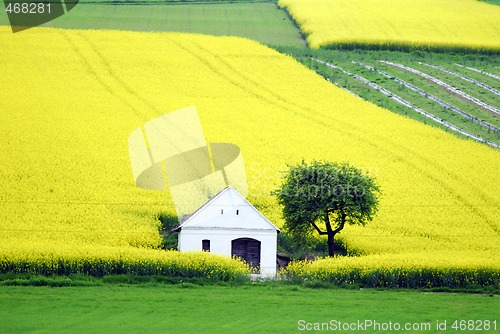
[279,0,500,52]
[0,27,499,284]
[279,47,500,148]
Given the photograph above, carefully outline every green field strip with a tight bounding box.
[313,58,499,148]
[306,59,436,125]
[380,61,500,116]
[376,63,500,127]
[364,62,500,126]
[480,0,500,6]
[77,0,277,3]
[417,62,500,96]
[313,59,471,135]
[373,71,500,144]
[333,59,500,132]
[336,59,500,145]
[341,61,500,146]
[449,66,500,92]
[0,2,304,48]
[274,47,500,147]
[410,62,500,108]
[455,63,500,81]
[352,61,499,134]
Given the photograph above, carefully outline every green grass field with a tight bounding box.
[0,284,498,333]
[0,2,305,47]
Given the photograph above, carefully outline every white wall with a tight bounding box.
[178,228,277,277]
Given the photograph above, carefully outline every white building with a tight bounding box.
[173,186,280,277]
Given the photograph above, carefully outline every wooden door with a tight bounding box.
[231,238,261,269]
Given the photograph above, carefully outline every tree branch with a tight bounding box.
[324,212,333,234]
[310,221,328,235]
[332,212,346,235]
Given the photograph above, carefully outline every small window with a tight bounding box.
[236,210,239,215]
[202,239,210,252]
[221,209,223,215]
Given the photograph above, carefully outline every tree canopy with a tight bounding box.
[273,160,381,257]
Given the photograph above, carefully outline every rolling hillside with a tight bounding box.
[0,27,498,274]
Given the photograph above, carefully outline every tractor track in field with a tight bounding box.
[59,30,158,123]
[352,61,500,133]
[380,61,500,117]
[59,31,198,167]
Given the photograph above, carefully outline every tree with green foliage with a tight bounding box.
[273,161,381,257]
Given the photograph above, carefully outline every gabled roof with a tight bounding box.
[173,186,279,232]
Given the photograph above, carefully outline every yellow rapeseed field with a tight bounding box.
[0,27,498,276]
[278,0,500,51]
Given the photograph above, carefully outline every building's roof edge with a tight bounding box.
[172,186,280,233]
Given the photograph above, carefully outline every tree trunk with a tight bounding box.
[325,211,347,257]
[327,232,335,257]
[325,212,336,257]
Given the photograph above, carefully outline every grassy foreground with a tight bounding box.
[0,284,498,333]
